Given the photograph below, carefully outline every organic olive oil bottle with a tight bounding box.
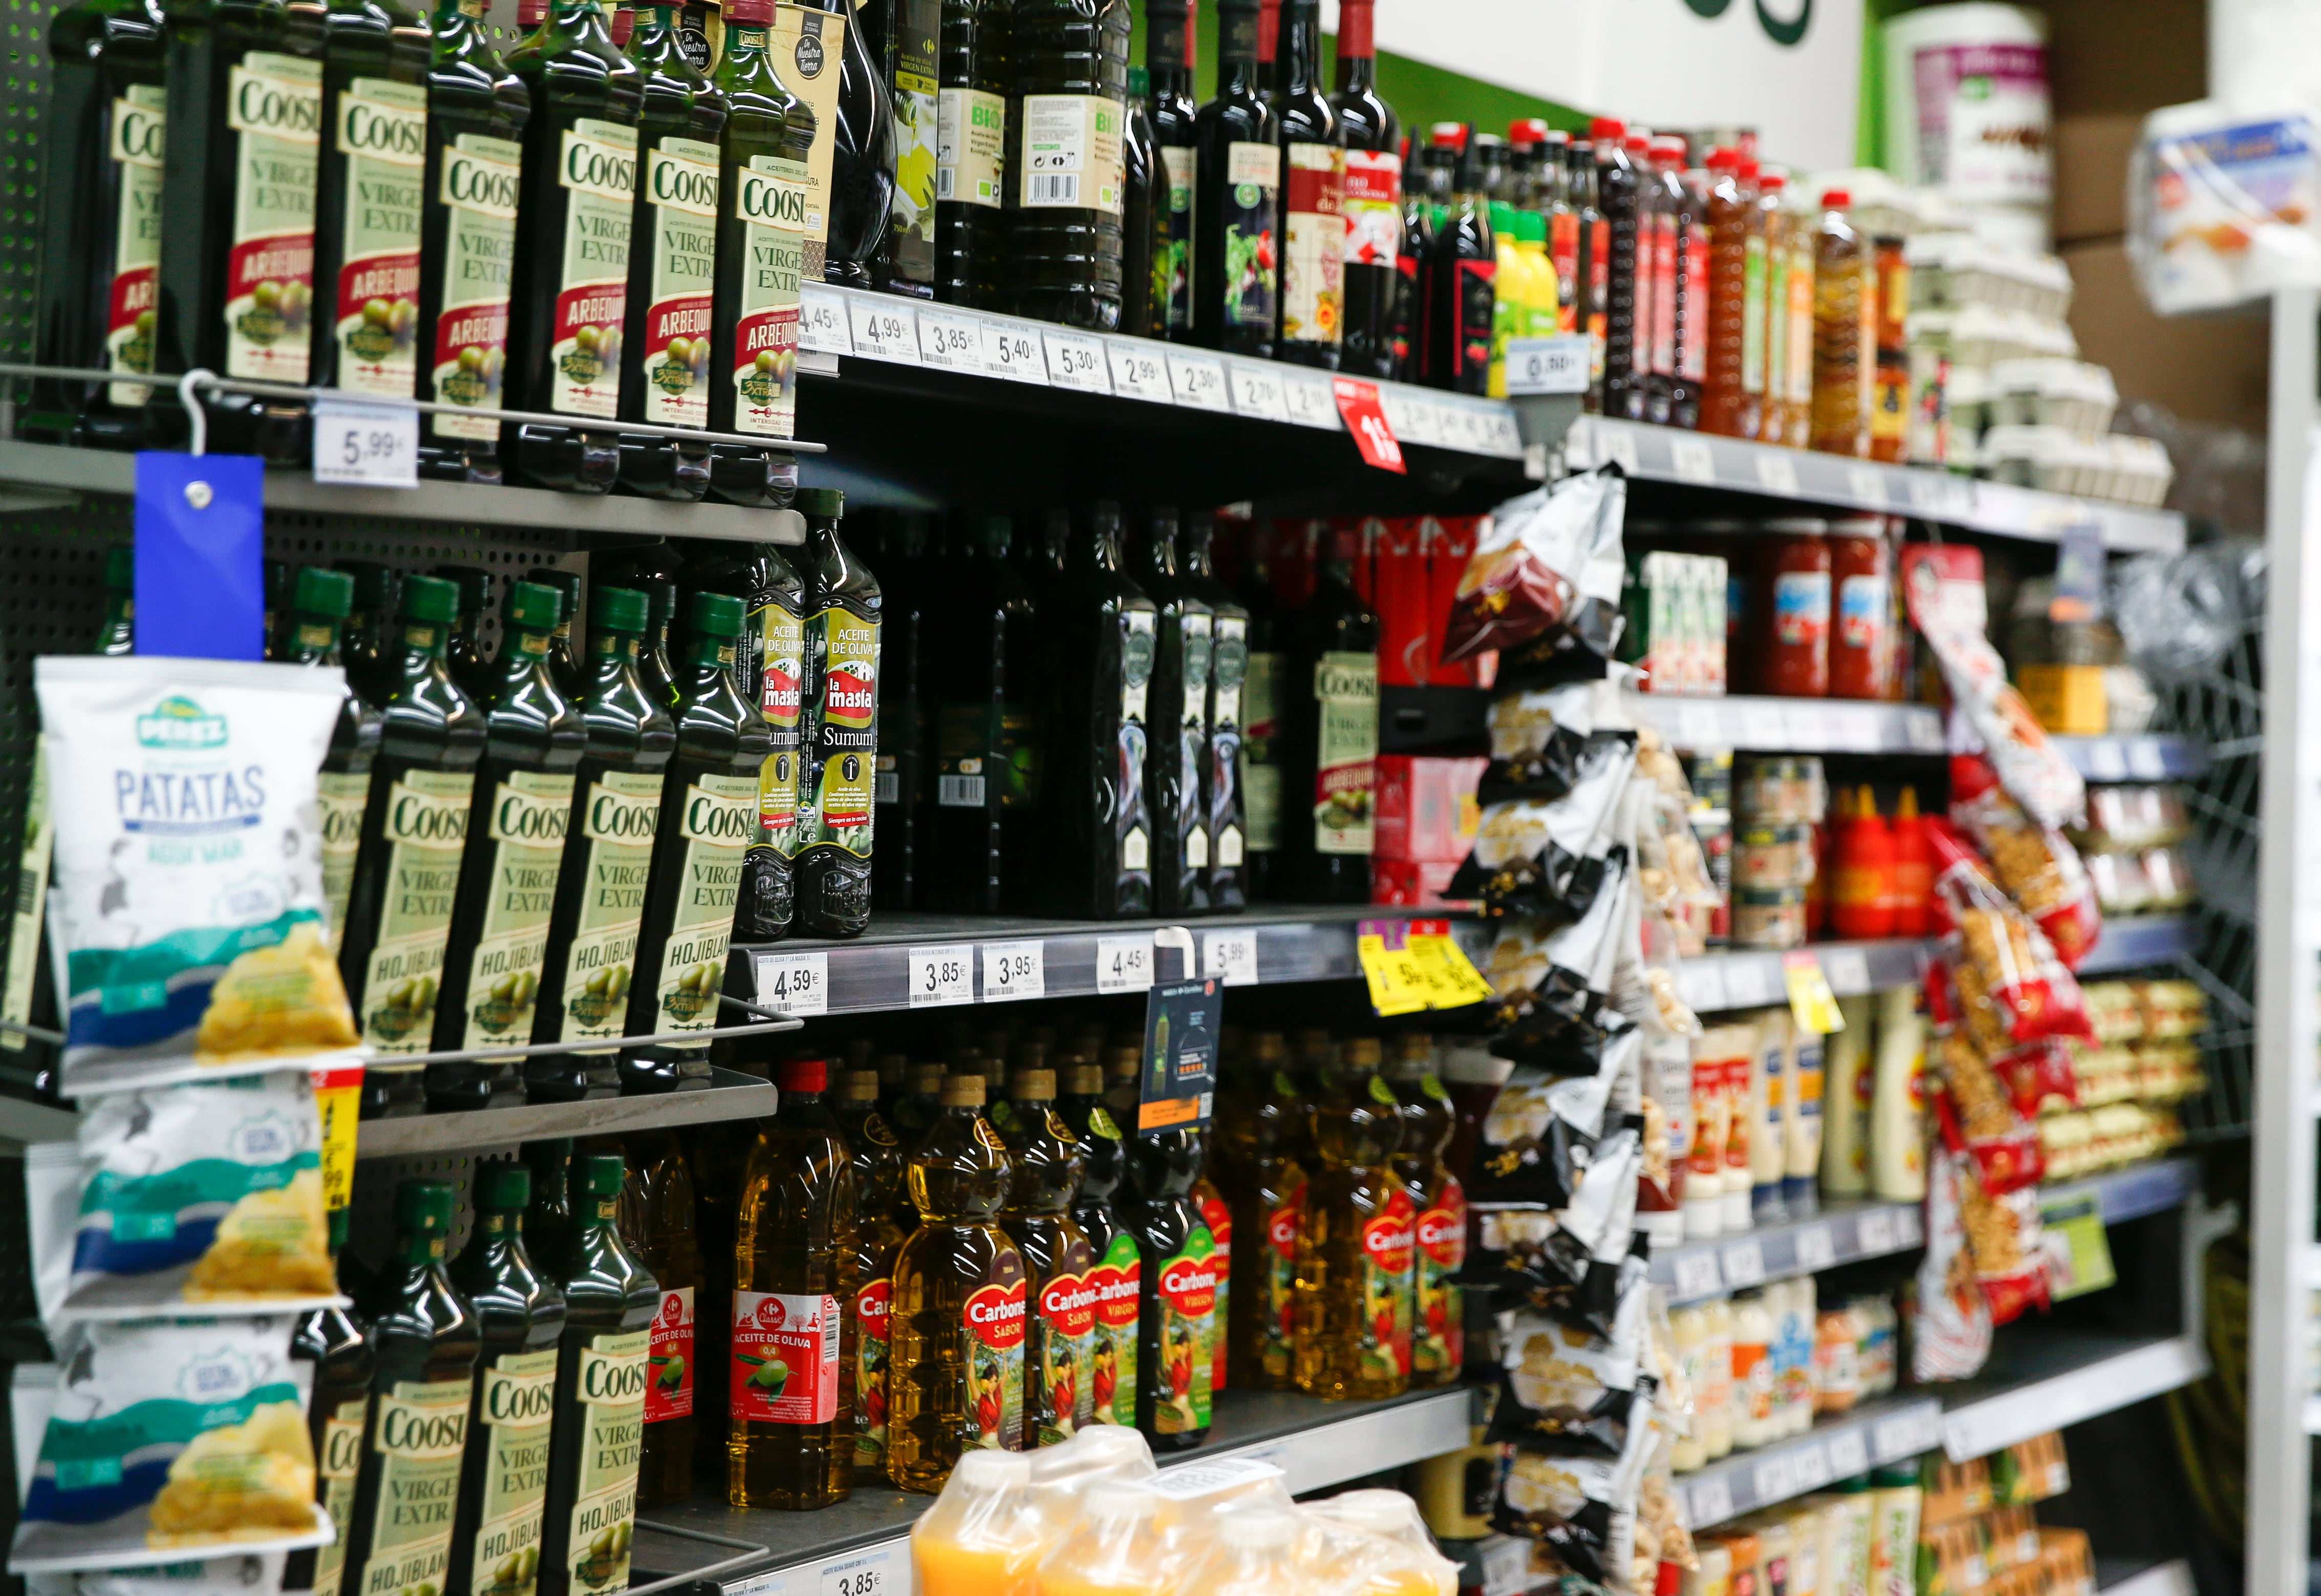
[795,489,883,938]
[731,1056,855,1508]
[343,1180,484,1596]
[308,0,429,401]
[274,567,385,956]
[432,580,587,1110]
[1292,1038,1410,1400]
[1004,0,1128,327]
[446,1162,567,1596]
[339,573,486,1117]
[502,0,643,492]
[288,1208,374,1596]
[540,1153,659,1596]
[620,1132,702,1507]
[836,1067,907,1476]
[933,0,1006,307]
[1119,1119,1213,1450]
[1132,508,1211,918]
[1056,1061,1136,1425]
[994,1069,1093,1446]
[888,1072,1026,1492]
[1385,1035,1464,1387]
[529,585,676,1101]
[1216,1031,1302,1389]
[1143,0,1195,339]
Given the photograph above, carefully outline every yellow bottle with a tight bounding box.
[1514,211,1559,335]
[1036,1482,1173,1596]
[1292,1039,1413,1400]
[1218,1032,1307,1391]
[913,1451,1044,1596]
[1809,186,1872,458]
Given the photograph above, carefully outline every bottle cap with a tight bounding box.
[1104,1046,1140,1081]
[506,580,565,633]
[515,0,546,23]
[1653,135,1686,157]
[646,579,676,627]
[579,1153,626,1198]
[1011,1068,1056,1101]
[594,585,650,633]
[437,563,494,615]
[1507,117,1549,147]
[1707,146,1739,171]
[1624,133,1652,155]
[476,1161,532,1211]
[1429,121,1468,151]
[1543,128,1570,149]
[529,566,581,609]
[840,1068,881,1101]
[1822,188,1852,208]
[797,487,846,519]
[1220,1511,1296,1551]
[1083,1483,1160,1521]
[1066,1063,1104,1096]
[1759,171,1787,193]
[1738,156,1761,181]
[724,0,770,19]
[953,1452,1032,1492]
[910,1062,948,1093]
[940,1074,986,1108]
[777,1057,828,1093]
[1128,64,1148,95]
[1588,117,1625,142]
[690,590,746,639]
[402,573,461,625]
[1515,210,1546,244]
[1487,200,1518,236]
[1340,1037,1382,1068]
[609,5,635,45]
[1249,1032,1286,1061]
[876,1052,908,1084]
[292,566,356,620]
[397,1178,456,1233]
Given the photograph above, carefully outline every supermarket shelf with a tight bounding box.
[1683,1392,1946,1528]
[1625,694,1946,756]
[2095,1561,2195,1596]
[634,1386,1475,1595]
[0,439,808,545]
[2078,916,2197,974]
[1675,937,1927,1014]
[1564,416,2187,554]
[2053,735,2209,782]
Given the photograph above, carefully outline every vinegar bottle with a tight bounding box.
[1754,166,1791,445]
[1666,136,1706,430]
[1780,175,1818,451]
[1120,1120,1217,1450]
[1589,119,1641,419]
[1700,147,1751,439]
[1292,1038,1411,1400]
[1004,0,1129,326]
[1424,130,1495,395]
[1045,503,1157,920]
[1272,0,1342,369]
[620,1133,700,1507]
[837,1068,909,1477]
[1182,514,1249,912]
[994,1069,1096,1445]
[1121,68,1159,336]
[1636,133,1674,425]
[1218,1031,1304,1390]
[1384,1035,1463,1387]
[1809,188,1872,458]
[1281,524,1378,903]
[1056,1061,1140,1427]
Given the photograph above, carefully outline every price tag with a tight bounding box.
[1688,1475,1734,1529]
[1502,334,1591,396]
[1791,1442,1835,1493]
[1408,927,1497,1008]
[1856,1208,1899,1254]
[1044,328,1113,393]
[1230,360,1290,421]
[1830,705,1882,752]
[2084,739,2128,782]
[1672,1249,1724,1300]
[1109,338,1173,404]
[1167,350,1231,412]
[1875,1411,1940,1462]
[1332,376,1407,474]
[1203,929,1260,988]
[1723,957,1775,1009]
[2126,739,2168,780]
[1821,946,1871,994]
[1096,933,1156,993]
[1753,450,1800,497]
[1825,1429,1870,1479]
[1738,701,1786,748]
[753,950,830,1017]
[980,317,1048,384]
[1719,1238,1766,1287]
[821,1545,893,1596]
[1906,710,1948,752]
[1597,423,1641,475]
[1795,1223,1838,1272]
[918,305,986,373]
[848,296,921,364]
[1671,435,1716,484]
[1896,1206,1924,1247]
[1751,1453,1799,1506]
[798,285,850,353]
[1683,960,1730,1014]
[1783,703,1832,748]
[1783,952,1844,1035]
[1356,927,1432,1017]
[1848,464,1889,507]
[907,945,974,1008]
[1908,473,1945,512]
[981,939,1046,1003]
[1677,701,1722,750]
[312,399,418,487]
[1282,371,1340,429]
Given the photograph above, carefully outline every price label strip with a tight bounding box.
[1671,1249,1723,1301]
[1688,1475,1734,1530]
[980,317,1048,384]
[1281,371,1340,429]
[1096,933,1156,993]
[798,285,850,354]
[1044,328,1113,394]
[917,305,986,373]
[848,296,920,364]
[1229,360,1290,422]
[1167,350,1230,412]
[1202,929,1260,988]
[1108,338,1173,405]
[821,1545,893,1596]
[907,945,974,1008]
[1824,1428,1870,1479]
[1856,1208,1899,1254]
[980,939,1046,1003]
[1355,921,1433,1017]
[1670,435,1715,484]
[1782,952,1845,1035]
[1794,1223,1837,1272]
[312,398,419,488]
[2036,1190,2116,1301]
[753,950,830,1017]
[1719,1238,1766,1287]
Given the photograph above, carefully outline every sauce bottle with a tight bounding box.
[620,1133,700,1506]
[1393,131,1449,382]
[432,580,586,1111]
[1272,0,1340,367]
[341,574,486,1116]
[502,0,641,493]
[1191,0,1274,355]
[1216,1032,1302,1389]
[1890,786,1932,937]
[1384,1035,1463,1387]
[1753,165,1790,445]
[1056,1061,1139,1427]
[934,0,1008,309]
[1329,0,1397,379]
[1282,523,1378,902]
[530,585,677,1101]
[290,1209,375,1596]
[275,569,385,957]
[1829,518,1892,700]
[796,489,884,938]
[1729,1287,1775,1450]
[446,1162,566,1596]
[540,1153,659,1596]
[1135,509,1214,918]
[994,1069,1095,1445]
[837,1067,909,1476]
[309,0,429,412]
[1809,187,1871,458]
[925,514,1040,914]
[1589,120,1639,418]
[1004,0,1127,326]
[1120,1118,1216,1450]
[1872,229,1910,463]
[870,515,929,915]
[1424,129,1494,395]
[1634,132,1673,423]
[1293,1038,1410,1399]
[1672,137,1709,430]
[1179,514,1248,911]
[1543,132,1581,329]
[1699,148,1748,437]
[1046,503,1156,919]
[1763,520,1830,698]
[1144,0,1196,339]
[799,0,895,289]
[889,1072,1029,1492]
[874,0,940,296]
[1832,786,1896,942]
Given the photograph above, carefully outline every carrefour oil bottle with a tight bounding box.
[1119,1122,1214,1451]
[1056,1061,1137,1426]
[1215,1031,1302,1389]
[995,1069,1093,1446]
[1292,1038,1411,1400]
[621,1132,701,1507]
[1384,1034,1463,1387]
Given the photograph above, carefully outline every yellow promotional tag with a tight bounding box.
[1409,929,1497,1009]
[1357,931,1432,1017]
[309,1063,364,1217]
[1782,953,1845,1036]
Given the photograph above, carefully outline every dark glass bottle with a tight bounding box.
[1591,118,1641,419]
[836,1067,910,1479]
[1134,508,1211,918]
[1120,67,1158,339]
[524,1138,576,1263]
[1231,527,1282,900]
[1571,137,1605,413]
[1667,137,1704,432]
[275,567,385,959]
[795,489,884,939]
[925,514,1037,915]
[339,560,403,701]
[870,514,928,915]
[1271,0,1338,368]
[94,545,138,658]
[1120,1123,1214,1450]
[620,1132,701,1507]
[1056,1060,1137,1427]
[340,574,486,1117]
[995,1069,1094,1445]
[637,578,680,704]
[614,0,725,501]
[1191,0,1273,355]
[1393,130,1451,382]
[933,0,1008,307]
[1004,0,1129,328]
[1329,0,1396,380]
[1044,502,1154,919]
[308,0,429,407]
[342,1181,484,1596]
[288,1209,374,1596]
[23,0,165,450]
[412,0,527,483]
[1181,515,1247,911]
[1281,523,1377,902]
[1424,130,1494,395]
[445,1162,567,1596]
[528,565,587,698]
[539,1153,660,1596]
[1143,0,1194,340]
[437,562,496,700]
[529,585,677,1101]
[875,0,939,295]
[891,1059,948,1142]
[432,580,587,1110]
[502,0,643,493]
[802,0,896,287]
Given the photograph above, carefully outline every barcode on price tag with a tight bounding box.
[1720,1238,1765,1287]
[1167,350,1231,412]
[753,950,829,1017]
[1688,1475,1734,1528]
[312,399,418,487]
[820,1545,893,1596]
[1203,929,1260,987]
[1109,339,1173,404]
[1671,436,1715,484]
[908,945,974,1007]
[981,940,1046,1003]
[1795,1223,1837,1272]
[1825,1429,1870,1479]
[980,317,1048,384]
[1230,361,1290,421]
[1096,934,1156,993]
[918,305,985,372]
[848,297,920,363]
[1672,1249,1723,1300]
[1045,328,1113,393]
[1857,1208,1899,1254]
[1754,450,1800,497]
[798,285,850,353]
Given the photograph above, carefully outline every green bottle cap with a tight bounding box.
[292,566,356,621]
[343,560,402,612]
[690,591,746,639]
[397,1178,456,1233]
[528,566,582,612]
[326,1205,350,1252]
[594,585,649,633]
[1488,200,1518,235]
[1516,210,1547,244]
[505,581,565,633]
[1128,64,1149,95]
[476,1161,533,1211]
[797,487,845,519]
[104,545,134,591]
[579,1152,626,1198]
[402,573,461,625]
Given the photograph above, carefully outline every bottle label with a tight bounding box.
[1343,149,1401,273]
[1678,229,1708,383]
[1649,212,1678,378]
[638,135,719,429]
[1208,615,1246,869]
[1174,611,1212,874]
[1452,257,1497,382]
[1740,234,1768,397]
[1838,572,1888,654]
[889,3,938,274]
[1196,1195,1231,1391]
[935,87,1005,209]
[1733,1335,1773,1420]
[547,118,635,421]
[315,766,369,956]
[310,1394,369,1596]
[1220,141,1280,330]
[461,769,574,1050]
[1548,209,1579,335]
[1018,93,1123,214]
[963,1276,1028,1450]
[933,704,993,810]
[732,1290,841,1424]
[1359,1187,1416,1379]
[851,1276,891,1467]
[1116,609,1157,878]
[430,132,522,441]
[467,1348,557,1596]
[1032,1267,1097,1444]
[1412,1185,1467,1380]
[330,76,425,399]
[555,770,664,1046]
[728,155,809,439]
[1152,1227,1217,1434]
[1873,355,1909,446]
[1586,216,1610,380]
[758,598,806,855]
[1785,252,1815,404]
[224,52,322,385]
[360,768,476,1055]
[4,742,48,1056]
[1281,142,1345,348]
[104,85,166,407]
[353,1376,471,1596]
[1312,650,1378,856]
[770,3,841,271]
[1158,144,1196,329]
[1241,650,1280,854]
[1087,1231,1140,1427]
[1258,1186,1302,1382]
[1773,570,1832,649]
[806,609,880,858]
[646,1287,695,1422]
[651,773,757,1033]
[563,1330,648,1595]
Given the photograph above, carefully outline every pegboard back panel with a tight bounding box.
[350,1147,521,1272]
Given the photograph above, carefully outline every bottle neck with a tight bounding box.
[282,615,345,664]
[396,1227,449,1270]
[1185,529,1215,578]
[590,631,643,665]
[1146,1,1191,92]
[727,22,766,52]
[1334,0,1375,86]
[1218,5,1261,91]
[1277,0,1322,94]
[1088,522,1125,572]
[402,618,450,659]
[684,629,738,673]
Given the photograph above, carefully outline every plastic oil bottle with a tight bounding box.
[837,1067,910,1477]
[620,1133,700,1507]
[1293,1038,1411,1399]
[1005,0,1131,327]
[1588,119,1641,418]
[1120,1115,1217,1450]
[934,0,1011,309]
[1700,147,1754,439]
[889,1072,1029,1492]
[1056,1060,1139,1427]
[995,1068,1095,1445]
[1384,1035,1463,1387]
[1809,187,1873,458]
[1218,1031,1304,1390]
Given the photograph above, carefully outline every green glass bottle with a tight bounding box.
[539,1153,659,1596]
[1132,507,1211,918]
[1003,0,1128,328]
[95,545,137,657]
[524,1137,577,1263]
[274,567,386,962]
[289,1208,375,1596]
[874,0,939,296]
[1120,1119,1214,1450]
[307,0,430,401]
[529,585,676,1101]
[923,513,1040,916]
[437,563,498,700]
[637,579,679,704]
[526,566,587,699]
[343,1180,484,1596]
[1182,513,1247,911]
[432,580,588,1110]
[340,559,403,698]
[446,1162,567,1596]
[795,490,883,938]
[1044,501,1154,919]
[1142,0,1194,338]
[339,573,487,1116]
[933,0,1008,308]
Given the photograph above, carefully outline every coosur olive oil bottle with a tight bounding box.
[288,1208,373,1596]
[307,0,429,402]
[274,567,384,956]
[1132,508,1210,918]
[795,489,883,939]
[1005,0,1129,328]
[529,585,676,1101]
[445,1162,566,1596]
[502,0,643,493]
[343,1181,483,1596]
[432,580,587,1111]
[1045,502,1153,920]
[620,1132,701,1507]
[25,0,166,450]
[338,573,486,1117]
[933,0,1006,307]
[540,1153,659,1596]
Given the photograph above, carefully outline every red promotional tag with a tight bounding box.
[1333,376,1407,474]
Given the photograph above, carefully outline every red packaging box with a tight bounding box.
[1424,516,1481,685]
[1375,755,1486,862]
[1372,859,1470,907]
[1374,517,1432,686]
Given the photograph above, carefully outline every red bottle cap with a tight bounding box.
[724,0,770,21]
[1652,135,1687,162]
[777,1057,829,1093]
[1588,117,1626,142]
[609,4,634,45]
[1822,188,1852,208]
[1624,134,1652,156]
[515,0,546,25]
[1508,117,1550,147]
[1759,169,1787,192]
[1706,146,1738,170]
[1430,121,1468,151]
[1738,156,1762,180]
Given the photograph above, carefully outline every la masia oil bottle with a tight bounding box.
[1056,1060,1138,1427]
[796,489,884,938]
[994,1069,1094,1446]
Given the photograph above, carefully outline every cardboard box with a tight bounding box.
[1374,756,1485,862]
[2061,239,2270,433]
[1374,518,1432,687]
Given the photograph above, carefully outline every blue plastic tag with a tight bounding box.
[133,453,264,661]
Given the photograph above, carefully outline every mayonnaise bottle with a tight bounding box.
[1730,1288,1777,1450]
[1869,984,1928,1201]
[1670,1304,1710,1473]
[1821,992,1875,1196]
[1700,1295,1736,1460]
[1749,1009,1788,1224]
[1783,1017,1825,1216]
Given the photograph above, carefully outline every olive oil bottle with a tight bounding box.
[437,563,497,700]
[339,573,486,1116]
[308,0,429,402]
[795,489,883,939]
[1132,508,1210,918]
[874,0,939,295]
[274,567,384,956]
[836,1067,907,1477]
[887,1072,1026,1492]
[528,566,586,698]
[343,1181,484,1596]
[1044,502,1154,920]
[1119,1120,1214,1450]
[1385,1036,1463,1388]
[341,559,403,697]
[1004,0,1129,327]
[1056,1061,1136,1425]
[1216,1031,1302,1388]
[800,0,895,287]
[530,585,676,1100]
[446,1162,566,1596]
[432,580,587,1109]
[540,1153,659,1596]
[95,545,138,658]
[994,1069,1093,1446]
[288,1209,374,1596]
[933,0,1007,307]
[1182,513,1247,910]
[1119,68,1156,336]
[502,0,643,493]
[525,1138,576,1262]
[1291,1038,1410,1400]
[620,1132,701,1507]
[1281,522,1377,902]
[869,514,928,914]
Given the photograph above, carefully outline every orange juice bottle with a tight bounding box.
[1294,1039,1413,1400]
[1383,1036,1464,1387]
[996,1068,1097,1447]
[1218,1032,1306,1390]
[890,1073,1030,1493]
[1036,1482,1171,1596]
[913,1451,1045,1596]
[1176,1509,1314,1596]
